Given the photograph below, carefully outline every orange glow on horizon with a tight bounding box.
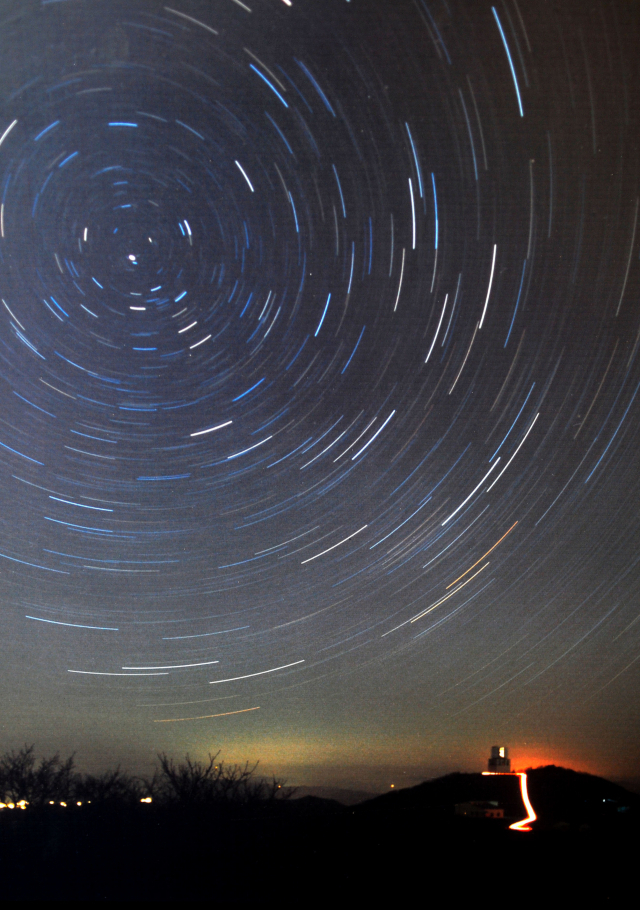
[482,771,537,831]
[505,750,605,778]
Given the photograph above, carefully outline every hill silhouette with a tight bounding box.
[525,765,638,827]
[349,765,639,831]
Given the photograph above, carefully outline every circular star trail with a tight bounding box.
[0,0,639,767]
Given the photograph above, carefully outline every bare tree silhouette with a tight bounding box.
[74,767,143,805]
[150,751,293,807]
[0,745,293,810]
[0,745,75,806]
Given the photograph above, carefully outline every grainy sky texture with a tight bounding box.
[0,0,638,789]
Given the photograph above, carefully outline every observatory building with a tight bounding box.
[488,745,511,773]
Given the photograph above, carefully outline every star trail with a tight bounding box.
[0,0,639,786]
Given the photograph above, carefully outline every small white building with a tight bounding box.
[455,800,504,819]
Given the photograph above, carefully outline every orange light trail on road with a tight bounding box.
[482,770,537,832]
[509,772,536,831]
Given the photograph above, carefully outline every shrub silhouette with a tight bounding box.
[74,767,143,805]
[148,751,291,808]
[0,745,291,810]
[0,745,75,806]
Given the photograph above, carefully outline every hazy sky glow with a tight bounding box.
[0,0,639,790]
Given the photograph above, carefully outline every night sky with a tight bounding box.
[0,0,639,790]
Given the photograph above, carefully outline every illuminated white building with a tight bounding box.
[488,745,511,773]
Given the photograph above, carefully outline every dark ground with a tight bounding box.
[1,767,636,902]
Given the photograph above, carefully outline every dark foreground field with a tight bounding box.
[1,767,637,902]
